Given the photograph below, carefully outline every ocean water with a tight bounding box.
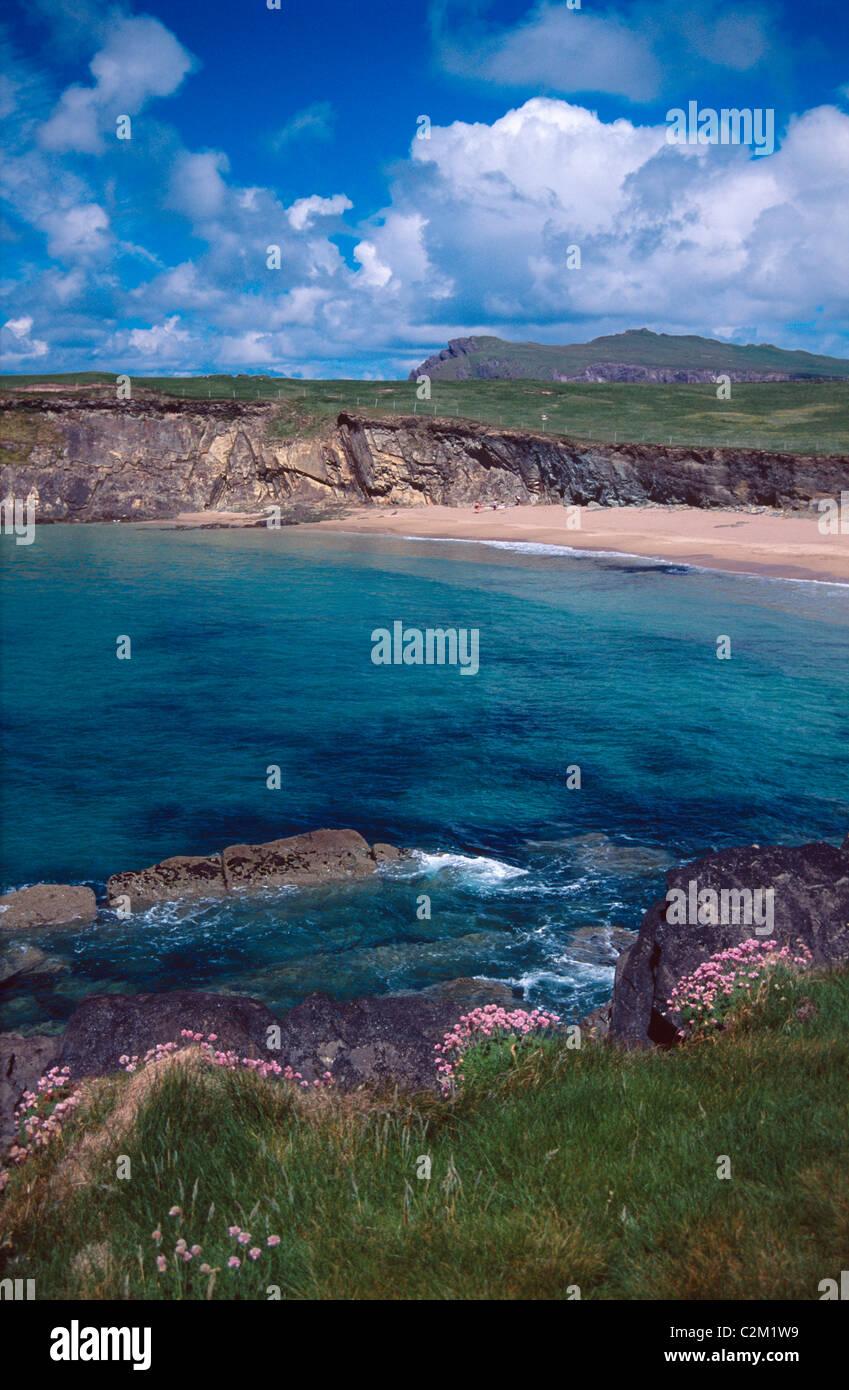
[1,523,847,1033]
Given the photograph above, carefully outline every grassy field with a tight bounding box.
[1,372,847,455]
[2,965,846,1301]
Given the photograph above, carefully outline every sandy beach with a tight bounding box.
[304,504,849,585]
[154,502,849,584]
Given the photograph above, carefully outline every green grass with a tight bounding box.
[2,966,847,1300]
[1,374,847,455]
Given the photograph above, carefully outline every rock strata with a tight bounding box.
[610,837,849,1047]
[2,394,845,520]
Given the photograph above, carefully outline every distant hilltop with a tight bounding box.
[409,329,849,384]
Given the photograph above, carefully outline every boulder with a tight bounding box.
[610,837,849,1047]
[106,855,226,910]
[0,943,67,989]
[0,883,96,931]
[0,1032,62,1152]
[371,842,406,864]
[274,992,458,1092]
[105,830,402,909]
[414,976,520,1008]
[222,828,378,890]
[59,990,279,1079]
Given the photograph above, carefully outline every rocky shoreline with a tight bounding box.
[1,826,848,1151]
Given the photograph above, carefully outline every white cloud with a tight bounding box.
[38,15,195,154]
[432,1,775,103]
[271,102,334,150]
[286,193,353,231]
[353,241,394,289]
[42,202,111,260]
[442,2,661,102]
[167,151,230,221]
[126,315,192,361]
[1,316,48,363]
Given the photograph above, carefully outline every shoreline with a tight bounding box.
[304,504,849,586]
[132,503,849,585]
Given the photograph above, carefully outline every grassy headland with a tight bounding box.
[2,965,846,1301]
[2,373,848,456]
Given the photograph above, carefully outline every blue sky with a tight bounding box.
[2,0,848,376]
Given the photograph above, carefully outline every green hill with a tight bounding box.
[410,329,849,382]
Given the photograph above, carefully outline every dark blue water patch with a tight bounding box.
[1,525,847,1028]
[601,562,692,575]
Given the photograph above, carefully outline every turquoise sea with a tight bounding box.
[1,524,848,1032]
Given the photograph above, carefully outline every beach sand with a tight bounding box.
[156,503,849,584]
[307,504,849,585]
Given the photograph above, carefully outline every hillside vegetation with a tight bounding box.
[1,966,846,1301]
[411,328,849,381]
[2,374,848,456]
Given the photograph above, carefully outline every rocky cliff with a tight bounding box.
[1,393,846,521]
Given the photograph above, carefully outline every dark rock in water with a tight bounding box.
[106,830,403,909]
[610,837,849,1047]
[106,855,227,910]
[274,992,458,1093]
[413,976,520,1008]
[0,884,96,931]
[0,943,66,989]
[59,990,279,1078]
[222,828,379,890]
[0,1033,61,1151]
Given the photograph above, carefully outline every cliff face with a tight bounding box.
[1,395,846,521]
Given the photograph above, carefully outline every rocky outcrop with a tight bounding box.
[610,837,849,1047]
[106,829,404,910]
[0,980,513,1147]
[58,990,279,1078]
[55,988,460,1093]
[0,884,96,931]
[0,1032,61,1150]
[2,394,846,520]
[273,992,458,1091]
[106,855,227,908]
[221,828,391,891]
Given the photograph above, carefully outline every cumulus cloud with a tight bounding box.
[286,193,353,231]
[1,315,48,363]
[362,97,849,347]
[38,14,195,153]
[3,2,846,376]
[43,202,111,260]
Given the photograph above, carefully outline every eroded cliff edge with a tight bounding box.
[1,393,847,521]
